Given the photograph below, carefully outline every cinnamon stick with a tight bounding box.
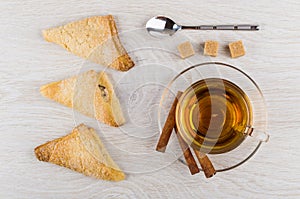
[156,90,215,177]
[156,91,183,152]
[174,124,200,175]
[193,149,216,178]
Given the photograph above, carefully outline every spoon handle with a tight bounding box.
[181,25,259,31]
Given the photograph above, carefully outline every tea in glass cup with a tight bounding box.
[176,78,253,154]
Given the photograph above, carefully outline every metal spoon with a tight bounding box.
[146,16,259,36]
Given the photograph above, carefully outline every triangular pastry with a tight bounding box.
[34,124,125,181]
[40,70,125,127]
[43,15,134,71]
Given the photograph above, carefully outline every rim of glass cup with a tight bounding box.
[158,61,268,172]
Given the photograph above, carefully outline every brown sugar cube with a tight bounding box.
[177,41,195,59]
[204,40,219,57]
[229,40,246,58]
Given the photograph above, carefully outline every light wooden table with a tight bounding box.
[1,0,299,198]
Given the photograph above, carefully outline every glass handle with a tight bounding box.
[247,127,270,142]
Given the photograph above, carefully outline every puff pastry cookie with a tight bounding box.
[40,70,125,127]
[35,124,125,181]
[43,15,134,71]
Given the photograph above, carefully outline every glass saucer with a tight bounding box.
[158,62,269,172]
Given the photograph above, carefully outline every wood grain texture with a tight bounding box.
[0,0,300,198]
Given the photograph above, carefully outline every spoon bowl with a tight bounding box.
[146,16,180,36]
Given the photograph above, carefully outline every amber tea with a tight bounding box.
[176,78,253,154]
